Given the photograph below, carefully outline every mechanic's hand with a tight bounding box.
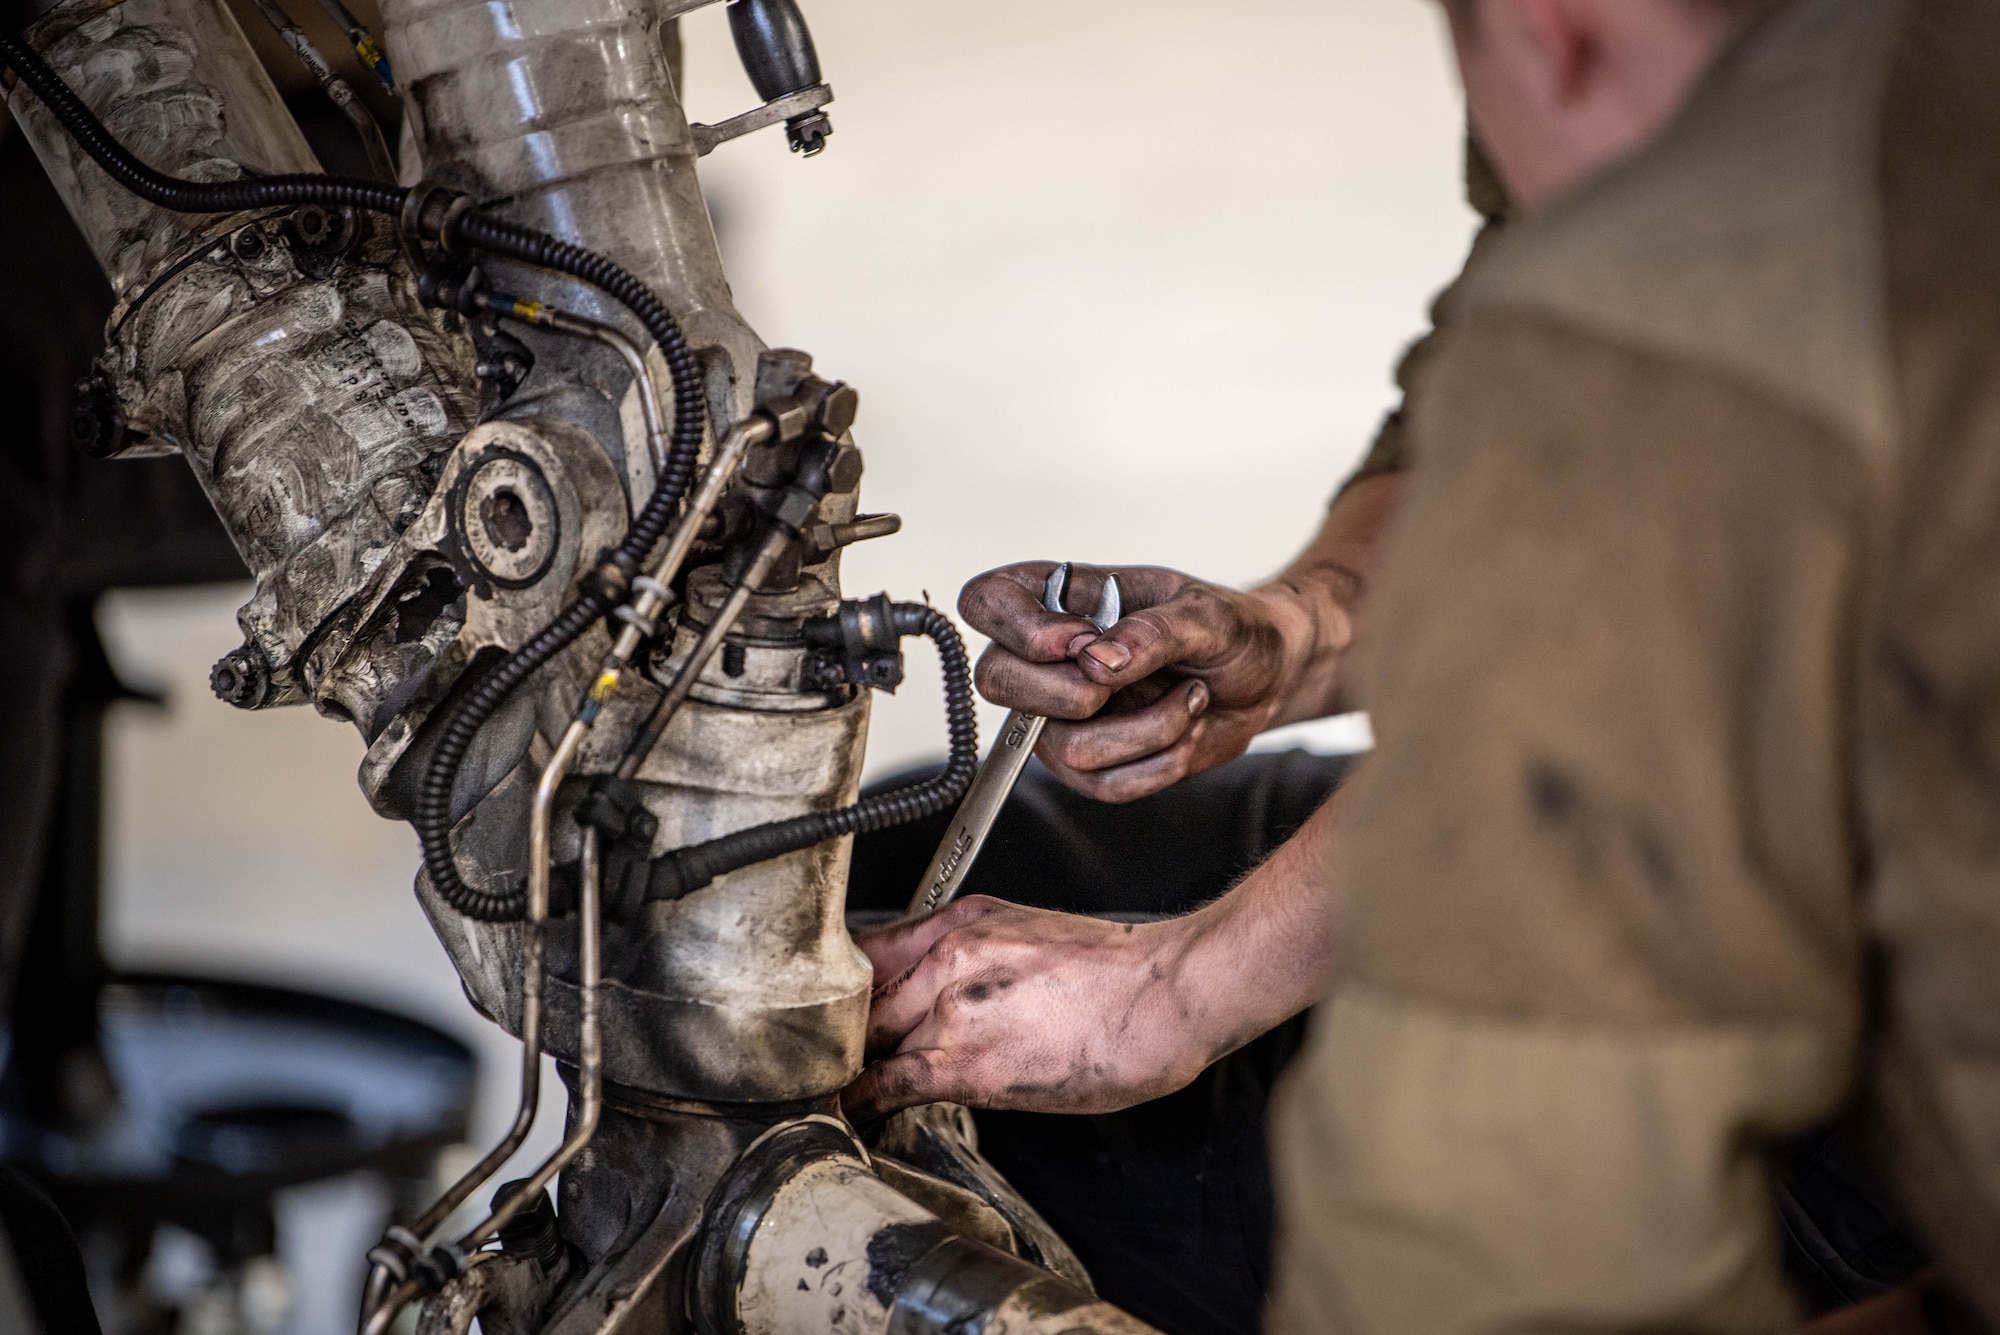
[843,896,1218,1124]
[957,562,1309,802]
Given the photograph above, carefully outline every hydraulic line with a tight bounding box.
[0,33,709,923]
[245,0,395,180]
[310,0,395,92]
[613,525,795,784]
[482,289,670,478]
[359,423,772,1329]
[639,604,978,904]
[360,826,602,1335]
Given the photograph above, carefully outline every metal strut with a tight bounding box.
[358,414,774,1334]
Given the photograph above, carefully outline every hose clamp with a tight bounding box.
[437,194,480,254]
[399,186,429,246]
[612,602,660,637]
[579,552,635,604]
[366,1235,416,1284]
[400,184,477,248]
[411,1241,468,1294]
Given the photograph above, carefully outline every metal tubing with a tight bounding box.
[245,0,395,179]
[454,825,602,1253]
[487,292,673,479]
[357,721,583,1331]
[628,416,773,635]
[409,717,581,1223]
[423,717,579,1223]
[361,1277,421,1335]
[591,415,770,689]
[310,0,394,91]
[615,524,792,781]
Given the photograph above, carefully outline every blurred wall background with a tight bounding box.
[95,1,1472,1327]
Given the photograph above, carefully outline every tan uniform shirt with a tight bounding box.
[1273,0,2000,1329]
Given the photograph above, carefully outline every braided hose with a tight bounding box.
[645,604,979,901]
[0,33,709,921]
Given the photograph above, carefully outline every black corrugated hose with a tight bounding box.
[641,604,979,905]
[0,32,705,920]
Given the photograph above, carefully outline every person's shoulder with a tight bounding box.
[1460,0,1908,455]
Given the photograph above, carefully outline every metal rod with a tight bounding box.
[615,523,792,781]
[453,826,602,1253]
[356,723,582,1331]
[245,0,396,180]
[627,415,772,634]
[361,1277,421,1335]
[310,0,395,92]
[426,718,580,1222]
[486,292,673,479]
[358,1266,392,1330]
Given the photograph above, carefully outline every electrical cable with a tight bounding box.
[0,31,707,922]
[640,604,978,903]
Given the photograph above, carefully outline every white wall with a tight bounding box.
[96,2,1471,1319]
[678,0,1474,770]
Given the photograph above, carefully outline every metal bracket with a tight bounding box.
[691,83,833,156]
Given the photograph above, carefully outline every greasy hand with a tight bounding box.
[843,896,1215,1124]
[958,562,1306,802]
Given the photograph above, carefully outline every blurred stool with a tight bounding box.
[2,973,475,1333]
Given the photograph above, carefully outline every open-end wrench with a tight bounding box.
[907,563,1122,917]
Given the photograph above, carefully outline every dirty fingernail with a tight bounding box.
[1065,632,1099,658]
[1188,680,1209,716]
[1083,641,1131,672]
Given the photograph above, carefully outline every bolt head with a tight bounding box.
[210,647,270,709]
[69,375,127,457]
[819,384,859,439]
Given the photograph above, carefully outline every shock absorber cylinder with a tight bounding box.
[379,0,880,1110]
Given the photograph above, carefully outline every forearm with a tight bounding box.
[1254,471,1405,726]
[1169,782,1349,1064]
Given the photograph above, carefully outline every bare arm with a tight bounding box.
[846,472,1399,1116]
[1264,469,1405,724]
[843,783,1348,1122]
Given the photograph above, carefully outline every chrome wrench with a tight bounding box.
[907,562,1121,916]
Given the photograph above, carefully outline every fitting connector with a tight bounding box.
[210,644,272,710]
